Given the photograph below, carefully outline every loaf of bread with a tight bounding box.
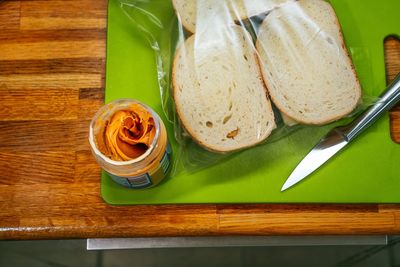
[173,0,291,33]
[256,0,361,125]
[172,25,276,152]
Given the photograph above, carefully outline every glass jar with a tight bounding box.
[89,99,172,189]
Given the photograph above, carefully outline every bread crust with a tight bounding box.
[172,0,196,34]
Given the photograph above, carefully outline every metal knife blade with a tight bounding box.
[281,73,400,192]
[281,129,348,191]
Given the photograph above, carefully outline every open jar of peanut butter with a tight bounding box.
[89,99,172,189]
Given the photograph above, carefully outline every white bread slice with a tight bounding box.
[172,0,292,33]
[281,113,298,126]
[172,25,276,152]
[256,0,362,125]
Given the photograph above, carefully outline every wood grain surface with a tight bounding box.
[0,0,399,240]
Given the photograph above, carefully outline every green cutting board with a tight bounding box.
[102,0,400,204]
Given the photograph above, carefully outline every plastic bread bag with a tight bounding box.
[118,0,373,173]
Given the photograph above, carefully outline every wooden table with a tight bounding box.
[0,0,399,240]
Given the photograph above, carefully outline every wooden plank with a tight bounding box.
[0,121,79,151]
[0,152,75,185]
[20,0,107,18]
[0,29,106,44]
[78,88,104,121]
[385,37,400,143]
[218,213,396,235]
[0,74,102,89]
[0,87,78,120]
[217,204,380,214]
[0,184,102,218]
[0,217,20,231]
[0,41,105,60]
[75,151,101,184]
[0,1,20,30]
[11,214,219,239]
[0,58,105,75]
[20,0,106,30]
[0,185,15,212]
[79,87,105,100]
[20,0,107,30]
[391,111,400,142]
[75,81,105,150]
[75,119,96,151]
[20,17,106,30]
[385,37,400,83]
[0,183,217,216]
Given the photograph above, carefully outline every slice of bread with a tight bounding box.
[281,113,298,127]
[173,0,291,33]
[172,25,276,152]
[256,0,362,125]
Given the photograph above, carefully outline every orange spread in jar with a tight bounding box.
[95,104,156,161]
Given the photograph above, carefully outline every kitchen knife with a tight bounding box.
[281,74,400,191]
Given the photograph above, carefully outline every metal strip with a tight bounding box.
[87,236,387,250]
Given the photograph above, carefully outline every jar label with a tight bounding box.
[107,143,172,189]
[127,173,152,188]
[160,143,172,174]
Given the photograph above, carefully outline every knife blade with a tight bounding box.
[281,74,400,191]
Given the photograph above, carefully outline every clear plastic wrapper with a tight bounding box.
[118,0,374,172]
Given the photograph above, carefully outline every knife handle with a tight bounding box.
[339,73,400,141]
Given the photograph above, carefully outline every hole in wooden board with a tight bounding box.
[384,35,400,144]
